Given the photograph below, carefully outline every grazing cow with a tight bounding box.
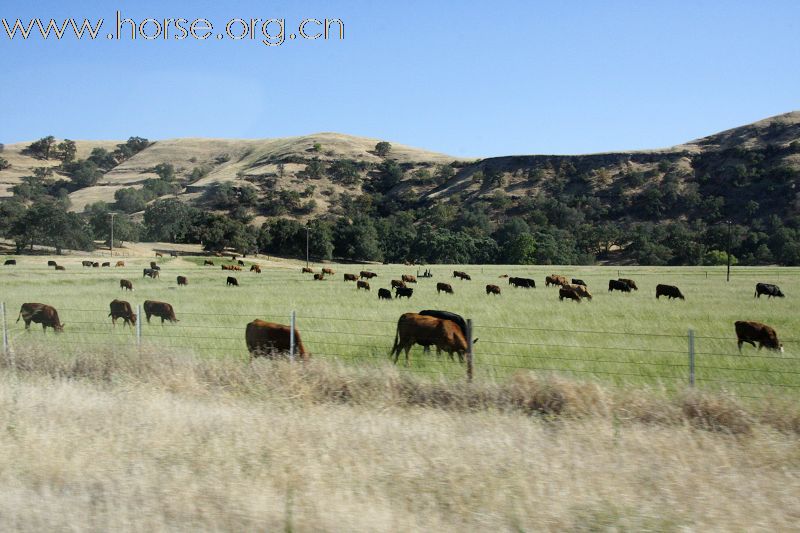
[656,284,684,300]
[391,279,406,289]
[231,266,241,271]
[322,267,334,275]
[108,299,136,327]
[245,319,309,360]
[204,260,215,266]
[55,265,65,271]
[101,262,110,267]
[569,284,592,300]
[302,267,314,274]
[734,321,783,353]
[155,252,163,258]
[177,275,188,286]
[360,271,377,279]
[4,259,16,266]
[402,274,417,284]
[143,268,159,279]
[150,261,158,269]
[82,260,93,267]
[453,271,471,281]
[437,282,454,294]
[395,286,414,299]
[227,276,239,287]
[608,279,631,293]
[486,284,501,295]
[313,273,325,281]
[238,260,245,266]
[571,278,587,287]
[170,251,178,257]
[16,303,64,333]
[222,265,231,271]
[47,260,57,267]
[378,288,392,300]
[250,265,262,273]
[390,313,470,365]
[115,261,125,267]
[545,274,568,287]
[618,278,638,291]
[559,286,582,302]
[418,310,468,340]
[357,280,370,291]
[499,274,509,278]
[754,283,785,299]
[344,273,358,282]
[120,279,133,291]
[509,277,536,288]
[143,300,178,324]
[92,262,100,268]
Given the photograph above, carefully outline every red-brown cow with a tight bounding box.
[360,271,377,279]
[245,319,309,360]
[108,299,136,327]
[486,284,501,295]
[402,274,417,284]
[143,300,178,324]
[357,280,370,291]
[735,321,783,352]
[120,279,133,291]
[391,279,406,289]
[390,313,470,365]
[322,267,335,275]
[437,282,454,294]
[16,303,64,333]
[344,273,357,282]
[177,275,188,286]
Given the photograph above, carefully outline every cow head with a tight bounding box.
[55,322,65,333]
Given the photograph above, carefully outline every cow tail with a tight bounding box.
[15,311,21,323]
[390,325,400,357]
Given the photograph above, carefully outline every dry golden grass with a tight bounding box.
[1,347,799,531]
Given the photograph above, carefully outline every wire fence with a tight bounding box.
[2,301,798,399]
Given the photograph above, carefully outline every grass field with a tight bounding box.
[1,255,798,398]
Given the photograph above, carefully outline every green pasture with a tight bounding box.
[1,256,798,398]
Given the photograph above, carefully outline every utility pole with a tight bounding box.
[305,225,310,268]
[726,220,732,282]
[109,212,116,257]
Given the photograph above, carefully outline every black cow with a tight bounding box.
[571,278,586,287]
[656,284,684,300]
[608,279,631,293]
[378,288,392,300]
[4,259,16,266]
[395,286,414,299]
[47,260,57,267]
[227,276,239,287]
[143,268,159,279]
[509,277,535,288]
[754,283,785,299]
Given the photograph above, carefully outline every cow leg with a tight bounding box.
[737,340,743,353]
[404,344,412,366]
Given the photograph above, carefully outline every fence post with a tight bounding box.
[688,329,695,387]
[466,318,474,383]
[1,302,10,365]
[136,304,142,351]
[289,310,296,362]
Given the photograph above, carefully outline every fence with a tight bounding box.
[2,302,798,399]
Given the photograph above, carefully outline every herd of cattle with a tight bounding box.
[4,258,789,362]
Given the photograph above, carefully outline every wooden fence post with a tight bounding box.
[1,302,10,365]
[688,329,695,387]
[289,310,296,362]
[466,318,474,382]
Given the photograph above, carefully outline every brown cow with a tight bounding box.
[569,284,592,301]
[360,271,377,279]
[344,273,357,282]
[322,267,335,275]
[391,279,406,289]
[734,321,783,353]
[559,286,582,302]
[246,319,309,360]
[546,274,568,287]
[155,252,163,258]
[204,260,215,266]
[92,262,100,268]
[115,261,125,267]
[16,303,64,333]
[120,279,133,291]
[143,300,178,324]
[222,265,232,271]
[437,282,454,294]
[390,313,470,365]
[357,280,371,291]
[108,299,136,327]
[486,284,501,295]
[250,265,261,273]
[402,274,417,284]
[453,270,471,280]
[313,273,325,281]
[656,284,684,300]
[177,275,188,286]
[55,265,65,271]
[227,276,239,287]
[302,267,314,274]
[619,278,638,291]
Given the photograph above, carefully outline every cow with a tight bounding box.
[55,265,65,271]
[4,259,16,266]
[344,273,357,282]
[754,283,785,299]
[378,288,392,300]
[571,278,587,287]
[17,303,64,333]
[238,260,246,266]
[418,310,469,340]
[170,251,178,258]
[608,279,631,293]
[108,299,136,327]
[227,276,239,287]
[453,271,471,280]
[143,268,159,279]
[734,321,783,353]
[618,278,638,291]
[204,260,215,266]
[322,267,335,275]
[499,274,509,278]
[569,284,592,301]
[656,284,684,300]
[116,261,125,267]
[437,282,454,294]
[142,300,178,324]
[246,319,309,360]
[222,265,232,271]
[545,275,568,287]
[391,279,406,289]
[231,266,242,271]
[155,252,163,258]
[402,274,417,284]
[486,284,501,295]
[390,313,470,365]
[150,261,158,270]
[47,260,57,267]
[357,280,370,291]
[509,277,535,288]
[559,286,582,302]
[302,267,314,274]
[92,262,100,268]
[250,265,262,273]
[230,254,237,261]
[177,275,188,286]
[101,262,110,267]
[120,279,133,291]
[313,273,325,281]
[395,286,414,299]
[360,271,377,279]
[82,260,93,268]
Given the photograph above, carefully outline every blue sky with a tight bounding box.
[1,0,798,157]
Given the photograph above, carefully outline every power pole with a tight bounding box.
[305,225,310,268]
[109,212,116,257]
[726,220,732,282]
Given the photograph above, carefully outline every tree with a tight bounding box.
[153,162,175,181]
[57,139,77,163]
[329,159,360,185]
[114,188,148,213]
[333,216,382,261]
[501,234,537,264]
[375,141,391,157]
[114,137,150,161]
[374,160,403,193]
[143,198,198,242]
[10,198,93,254]
[88,147,118,170]
[65,159,103,188]
[24,136,56,159]
[0,157,10,170]
[434,164,455,185]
